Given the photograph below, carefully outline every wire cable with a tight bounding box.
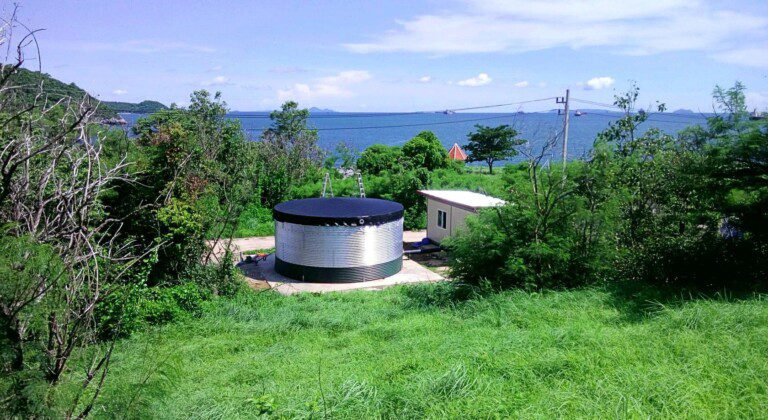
[585,111,706,125]
[242,113,523,132]
[229,97,557,119]
[571,98,713,121]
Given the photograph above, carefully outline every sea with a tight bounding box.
[120,111,709,164]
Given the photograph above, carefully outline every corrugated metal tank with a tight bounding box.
[273,197,404,282]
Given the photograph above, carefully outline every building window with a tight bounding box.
[437,209,447,229]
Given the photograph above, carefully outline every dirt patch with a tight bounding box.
[403,241,450,277]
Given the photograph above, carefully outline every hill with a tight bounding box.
[1,68,167,119]
[309,106,337,113]
[102,100,168,114]
[1,67,118,119]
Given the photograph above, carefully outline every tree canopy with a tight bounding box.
[402,130,448,171]
[465,124,524,174]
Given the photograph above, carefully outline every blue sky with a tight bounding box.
[15,0,768,112]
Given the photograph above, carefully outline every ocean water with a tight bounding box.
[120,111,708,163]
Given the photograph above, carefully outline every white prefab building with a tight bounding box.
[418,190,506,244]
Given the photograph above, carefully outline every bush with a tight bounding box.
[402,131,448,171]
[357,144,403,175]
[96,282,210,339]
[234,203,274,237]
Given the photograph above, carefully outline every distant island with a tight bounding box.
[102,100,168,114]
[309,107,337,113]
[2,68,167,121]
[672,109,695,114]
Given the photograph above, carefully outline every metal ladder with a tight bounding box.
[321,173,334,197]
[356,171,366,198]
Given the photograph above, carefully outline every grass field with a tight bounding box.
[88,283,768,418]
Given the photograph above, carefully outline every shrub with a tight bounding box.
[402,131,448,171]
[357,144,403,175]
[95,282,210,338]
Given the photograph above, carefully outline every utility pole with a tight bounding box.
[562,89,570,169]
[556,89,571,172]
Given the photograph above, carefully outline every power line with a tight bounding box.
[230,97,558,119]
[242,113,522,132]
[571,98,713,121]
[585,111,706,125]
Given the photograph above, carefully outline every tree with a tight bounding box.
[324,141,358,171]
[465,124,524,174]
[357,144,404,175]
[257,101,323,207]
[402,130,448,171]
[0,13,143,416]
[266,100,315,139]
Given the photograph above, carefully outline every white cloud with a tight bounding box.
[746,91,768,110]
[419,75,432,83]
[513,80,529,88]
[74,40,215,54]
[343,0,768,66]
[211,65,223,71]
[201,75,231,86]
[457,73,492,87]
[277,70,372,102]
[112,89,127,95]
[712,47,768,68]
[584,76,615,90]
[270,66,308,74]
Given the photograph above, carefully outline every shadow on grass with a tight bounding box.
[398,276,767,325]
[604,279,768,324]
[399,281,483,310]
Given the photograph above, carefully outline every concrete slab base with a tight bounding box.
[238,254,444,295]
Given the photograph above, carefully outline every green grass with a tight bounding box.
[242,247,275,255]
[233,204,275,238]
[85,284,768,418]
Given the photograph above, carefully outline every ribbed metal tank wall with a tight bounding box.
[273,198,404,283]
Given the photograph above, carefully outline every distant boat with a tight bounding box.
[750,109,765,120]
[574,110,584,116]
[443,110,455,115]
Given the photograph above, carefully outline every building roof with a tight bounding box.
[418,190,506,212]
[447,143,468,161]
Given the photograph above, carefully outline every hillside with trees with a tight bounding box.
[102,99,168,113]
[0,67,117,118]
[1,67,166,118]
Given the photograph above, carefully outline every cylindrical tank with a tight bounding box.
[273,197,404,283]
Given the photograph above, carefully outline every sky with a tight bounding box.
[13,0,768,112]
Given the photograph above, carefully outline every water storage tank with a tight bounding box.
[273,197,404,283]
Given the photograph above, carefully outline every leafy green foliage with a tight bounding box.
[101,100,168,114]
[102,90,253,292]
[256,101,323,208]
[402,130,448,171]
[0,67,117,118]
[447,82,767,291]
[465,124,524,174]
[324,141,358,170]
[356,144,404,175]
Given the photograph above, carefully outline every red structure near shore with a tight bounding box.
[447,143,467,161]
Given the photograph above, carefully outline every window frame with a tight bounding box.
[437,209,447,229]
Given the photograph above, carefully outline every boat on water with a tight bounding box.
[574,110,585,116]
[750,109,765,120]
[443,110,455,115]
